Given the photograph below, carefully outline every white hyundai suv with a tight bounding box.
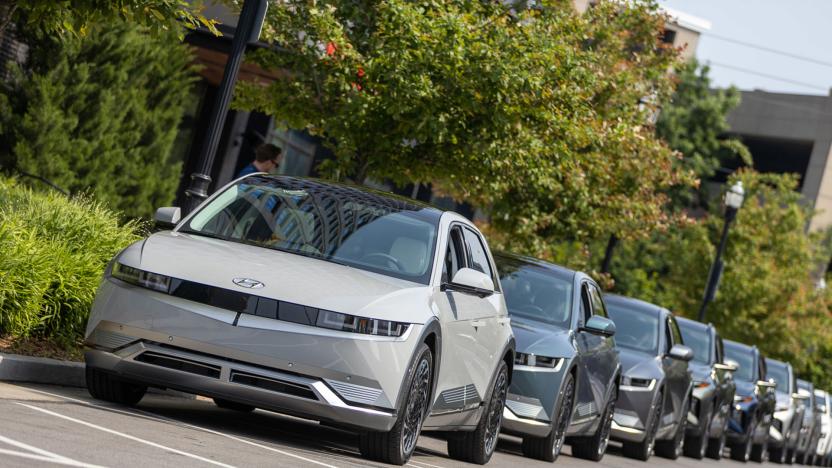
[84,174,514,465]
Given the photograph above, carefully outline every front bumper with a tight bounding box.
[500,361,568,438]
[611,385,656,443]
[85,280,428,432]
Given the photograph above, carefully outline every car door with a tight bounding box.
[713,334,733,415]
[758,354,776,418]
[586,283,618,404]
[572,283,601,426]
[662,314,689,429]
[432,224,503,415]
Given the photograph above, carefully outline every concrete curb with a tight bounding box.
[0,352,194,399]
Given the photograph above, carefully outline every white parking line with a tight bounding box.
[20,387,344,468]
[408,458,448,468]
[0,434,85,463]
[0,447,103,467]
[16,403,236,468]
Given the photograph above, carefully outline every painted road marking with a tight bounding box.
[16,403,236,468]
[21,387,343,468]
[0,447,103,467]
[0,433,87,463]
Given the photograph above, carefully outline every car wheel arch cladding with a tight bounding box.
[485,338,516,404]
[393,319,443,416]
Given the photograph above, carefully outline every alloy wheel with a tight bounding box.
[401,357,431,455]
[553,377,575,458]
[484,369,508,455]
[597,390,617,456]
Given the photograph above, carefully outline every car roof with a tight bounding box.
[604,294,664,317]
[493,252,577,282]
[241,174,445,218]
[766,356,790,370]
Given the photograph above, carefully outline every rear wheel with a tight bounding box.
[622,391,662,461]
[521,372,575,462]
[213,398,255,412]
[360,344,432,465]
[571,385,617,461]
[447,360,508,465]
[86,367,147,406]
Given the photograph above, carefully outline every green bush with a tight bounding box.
[0,178,143,345]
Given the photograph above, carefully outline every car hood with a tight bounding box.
[510,315,576,358]
[117,232,435,323]
[688,362,712,382]
[618,347,662,379]
[734,379,758,398]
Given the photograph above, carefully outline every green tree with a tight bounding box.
[0,23,197,218]
[0,1,218,38]
[656,60,751,208]
[235,0,694,254]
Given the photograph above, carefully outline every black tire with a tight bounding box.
[787,447,796,464]
[446,360,508,465]
[622,390,662,461]
[684,404,712,459]
[521,372,575,462]
[706,432,726,460]
[571,385,617,462]
[731,418,757,462]
[750,442,767,463]
[772,446,787,464]
[213,398,255,412]
[655,397,688,460]
[360,343,433,465]
[85,367,147,406]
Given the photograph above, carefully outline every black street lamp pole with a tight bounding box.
[698,181,745,322]
[184,0,268,214]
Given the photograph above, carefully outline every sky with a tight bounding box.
[659,0,832,96]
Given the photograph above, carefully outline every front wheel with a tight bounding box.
[571,385,617,461]
[521,372,575,462]
[731,418,757,462]
[447,360,508,465]
[684,404,712,459]
[359,343,432,465]
[86,367,147,406]
[622,391,662,461]
[655,398,688,459]
[750,441,767,463]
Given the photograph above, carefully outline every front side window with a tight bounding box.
[678,324,711,365]
[587,284,608,318]
[606,302,660,353]
[462,228,494,281]
[442,227,466,283]
[766,362,790,393]
[724,343,755,382]
[182,176,439,283]
[495,257,573,328]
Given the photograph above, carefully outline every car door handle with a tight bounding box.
[471,320,488,328]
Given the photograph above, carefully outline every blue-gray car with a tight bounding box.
[605,295,694,461]
[495,254,620,462]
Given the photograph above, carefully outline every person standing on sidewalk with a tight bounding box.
[237,143,282,178]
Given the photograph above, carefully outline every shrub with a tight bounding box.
[0,178,143,345]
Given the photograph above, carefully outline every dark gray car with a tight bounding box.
[605,295,694,461]
[496,254,620,462]
[724,340,776,463]
[767,357,807,464]
[676,317,736,460]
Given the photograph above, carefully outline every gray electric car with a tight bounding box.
[604,295,693,461]
[814,389,832,466]
[724,339,776,463]
[494,254,620,462]
[767,357,807,464]
[676,317,736,460]
[84,175,516,465]
[797,379,822,464]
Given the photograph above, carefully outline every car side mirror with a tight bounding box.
[446,268,494,297]
[580,316,616,337]
[668,344,694,362]
[715,361,738,372]
[756,380,777,388]
[793,392,810,401]
[154,207,181,231]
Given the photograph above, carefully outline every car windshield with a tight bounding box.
[496,258,572,328]
[606,301,659,353]
[181,176,439,284]
[767,362,790,393]
[724,344,755,382]
[678,323,711,365]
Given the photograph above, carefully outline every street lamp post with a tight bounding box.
[183,0,268,214]
[698,180,745,322]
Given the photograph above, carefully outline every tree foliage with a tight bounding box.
[0,23,197,218]
[0,1,218,38]
[235,0,694,252]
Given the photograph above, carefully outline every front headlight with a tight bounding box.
[111,262,171,293]
[622,376,655,388]
[514,352,562,369]
[110,262,409,337]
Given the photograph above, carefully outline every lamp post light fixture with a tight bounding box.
[698,180,745,322]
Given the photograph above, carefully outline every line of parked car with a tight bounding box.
[82,175,831,465]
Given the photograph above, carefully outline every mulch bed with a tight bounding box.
[0,335,84,362]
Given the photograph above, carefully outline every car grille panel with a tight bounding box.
[135,351,221,379]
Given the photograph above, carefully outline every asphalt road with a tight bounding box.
[0,381,789,468]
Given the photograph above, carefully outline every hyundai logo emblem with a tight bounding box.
[232,277,264,289]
